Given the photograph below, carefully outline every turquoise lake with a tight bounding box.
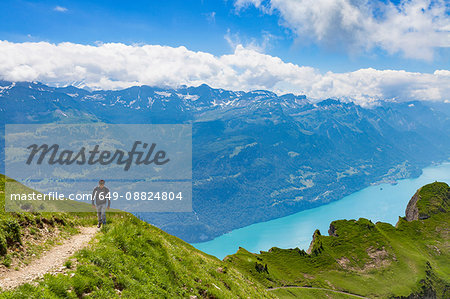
[192,162,450,259]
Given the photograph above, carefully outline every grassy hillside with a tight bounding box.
[271,287,364,298]
[0,175,273,298]
[0,175,96,270]
[226,182,450,298]
[1,175,449,298]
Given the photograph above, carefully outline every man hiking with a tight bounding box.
[92,179,110,228]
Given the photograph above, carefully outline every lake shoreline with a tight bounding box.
[193,161,450,259]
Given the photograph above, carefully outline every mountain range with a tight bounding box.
[1,80,449,242]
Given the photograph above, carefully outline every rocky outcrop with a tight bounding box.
[405,190,421,221]
[328,223,338,237]
[306,229,323,255]
[255,262,268,274]
[404,182,449,221]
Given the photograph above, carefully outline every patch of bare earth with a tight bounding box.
[0,223,62,275]
[0,227,97,290]
[336,246,394,272]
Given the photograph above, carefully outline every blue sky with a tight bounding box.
[1,0,448,73]
[0,0,449,103]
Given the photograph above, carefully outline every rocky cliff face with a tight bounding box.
[328,223,338,236]
[306,229,323,255]
[405,182,449,222]
[405,190,421,221]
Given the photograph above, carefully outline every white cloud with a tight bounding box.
[0,40,448,105]
[234,0,450,60]
[54,6,68,12]
[234,0,264,10]
[224,29,277,52]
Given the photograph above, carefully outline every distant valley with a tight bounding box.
[1,81,449,242]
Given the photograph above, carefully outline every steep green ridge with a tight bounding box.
[0,175,272,298]
[226,182,450,298]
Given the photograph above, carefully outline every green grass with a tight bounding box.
[0,175,99,268]
[4,177,94,213]
[227,182,450,298]
[0,213,273,298]
[0,175,273,298]
[415,181,449,219]
[270,287,362,299]
[1,175,449,298]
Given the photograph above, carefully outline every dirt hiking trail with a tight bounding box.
[0,227,97,290]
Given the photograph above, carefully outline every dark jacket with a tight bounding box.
[92,186,111,207]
